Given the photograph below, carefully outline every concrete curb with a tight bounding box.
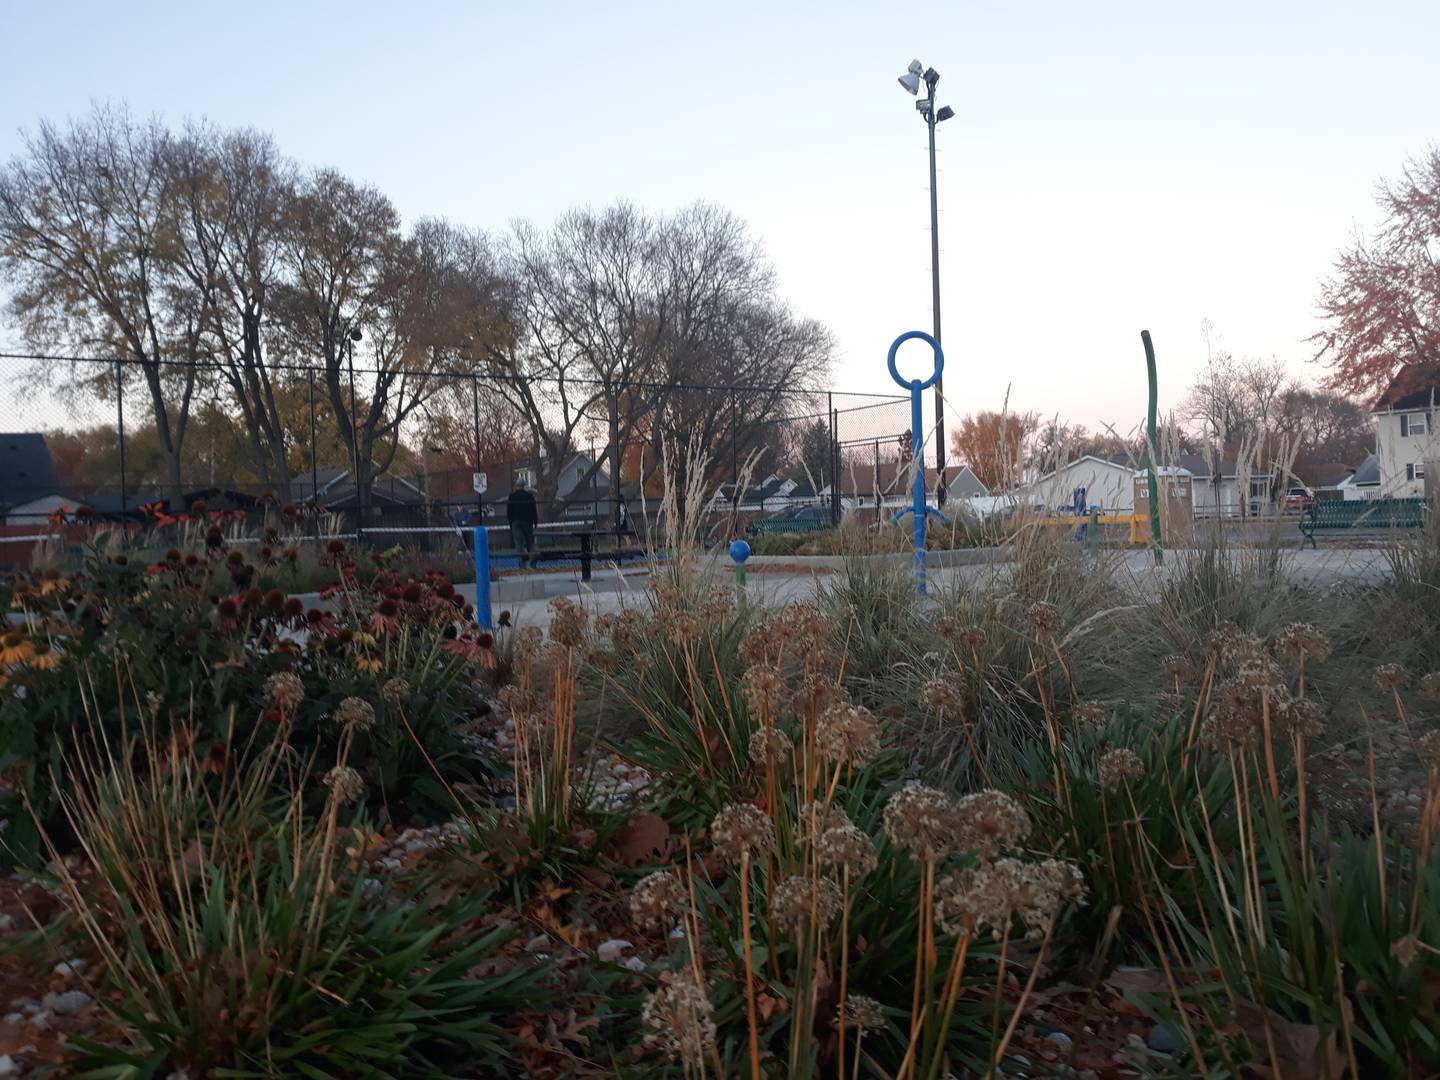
[741,547,1009,572]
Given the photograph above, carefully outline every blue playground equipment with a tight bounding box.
[885,330,945,594]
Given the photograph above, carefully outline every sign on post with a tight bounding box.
[472,472,488,495]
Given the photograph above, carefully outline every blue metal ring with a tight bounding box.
[887,330,944,391]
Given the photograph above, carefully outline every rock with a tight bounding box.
[524,933,552,954]
[0,1054,15,1076]
[42,989,92,1015]
[1046,1031,1073,1049]
[0,914,13,932]
[1146,1023,1181,1053]
[623,956,647,973]
[596,939,633,962]
[53,959,86,977]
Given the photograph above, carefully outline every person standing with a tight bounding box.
[507,477,538,568]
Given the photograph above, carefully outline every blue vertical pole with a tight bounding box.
[887,331,944,597]
[911,389,927,593]
[473,525,492,630]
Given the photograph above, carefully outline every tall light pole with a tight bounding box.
[897,59,955,505]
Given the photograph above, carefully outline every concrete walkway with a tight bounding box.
[456,544,1397,631]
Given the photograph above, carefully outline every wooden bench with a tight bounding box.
[1298,497,1428,548]
[747,517,830,538]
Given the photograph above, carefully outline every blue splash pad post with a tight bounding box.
[886,331,945,594]
[472,526,492,630]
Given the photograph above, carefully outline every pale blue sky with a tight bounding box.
[2,0,1436,435]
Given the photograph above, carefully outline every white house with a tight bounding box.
[1372,365,1440,497]
[1019,456,1135,513]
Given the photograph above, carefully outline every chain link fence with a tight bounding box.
[0,352,917,563]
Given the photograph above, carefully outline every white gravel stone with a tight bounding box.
[596,939,632,962]
[42,989,91,1014]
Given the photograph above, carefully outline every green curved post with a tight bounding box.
[1141,330,1163,565]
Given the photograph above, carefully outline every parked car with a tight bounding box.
[1280,487,1313,513]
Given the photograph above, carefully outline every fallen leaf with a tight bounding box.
[610,813,670,867]
[1236,999,1349,1080]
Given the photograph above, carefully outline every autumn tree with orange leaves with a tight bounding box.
[1314,149,1440,401]
[949,410,1037,491]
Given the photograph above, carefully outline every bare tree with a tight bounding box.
[0,105,203,504]
[168,124,299,498]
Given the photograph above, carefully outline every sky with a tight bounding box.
[1,0,1437,441]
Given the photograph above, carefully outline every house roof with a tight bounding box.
[1342,453,1381,486]
[829,460,936,497]
[0,433,59,509]
[1376,365,1440,412]
[1305,462,1354,489]
[947,465,990,497]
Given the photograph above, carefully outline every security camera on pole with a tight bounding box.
[896,59,955,507]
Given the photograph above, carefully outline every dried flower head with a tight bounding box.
[641,971,716,1066]
[711,802,775,863]
[629,871,688,930]
[835,993,885,1032]
[1273,696,1326,739]
[1097,748,1145,793]
[660,608,703,645]
[742,665,787,719]
[1375,663,1410,692]
[1074,700,1110,729]
[798,801,852,843]
[380,677,411,705]
[322,765,366,804]
[1200,676,1290,751]
[548,597,589,649]
[1024,600,1063,639]
[608,608,648,652]
[771,874,843,934]
[584,645,621,674]
[1276,622,1332,664]
[919,676,966,718]
[780,603,831,657]
[737,616,778,667]
[263,671,305,713]
[497,684,544,724]
[953,789,1031,861]
[747,725,790,766]
[790,675,845,717]
[814,703,881,766]
[936,857,1086,939]
[883,783,958,861]
[700,583,734,623]
[1421,672,1440,701]
[333,696,376,732]
[1160,653,1194,681]
[1391,933,1423,968]
[817,823,878,876]
[514,625,545,667]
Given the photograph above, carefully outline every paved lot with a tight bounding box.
[459,544,1397,631]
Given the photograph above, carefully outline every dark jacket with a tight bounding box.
[506,488,538,527]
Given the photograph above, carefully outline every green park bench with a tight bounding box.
[1298,497,1429,548]
[746,517,831,537]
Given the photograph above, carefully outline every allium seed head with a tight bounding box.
[1276,622,1332,664]
[1097,748,1145,793]
[771,874,843,934]
[641,972,716,1066]
[629,871,688,930]
[836,993,885,1032]
[1024,600,1063,638]
[814,703,881,766]
[263,671,305,713]
[322,764,365,804]
[380,677,411,705]
[747,725,790,766]
[333,696,375,732]
[711,802,775,864]
[741,665,787,719]
[883,783,958,861]
[953,789,1031,861]
[919,675,966,718]
[816,824,878,877]
[1375,663,1410,691]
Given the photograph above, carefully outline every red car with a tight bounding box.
[1280,488,1313,513]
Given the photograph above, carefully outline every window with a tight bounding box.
[1406,464,1425,482]
[1401,413,1429,438]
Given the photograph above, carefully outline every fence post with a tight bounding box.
[471,375,482,523]
[472,525,492,630]
[308,368,320,543]
[731,390,738,509]
[115,358,128,530]
[828,394,840,526]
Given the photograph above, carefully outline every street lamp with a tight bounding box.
[897,58,956,505]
